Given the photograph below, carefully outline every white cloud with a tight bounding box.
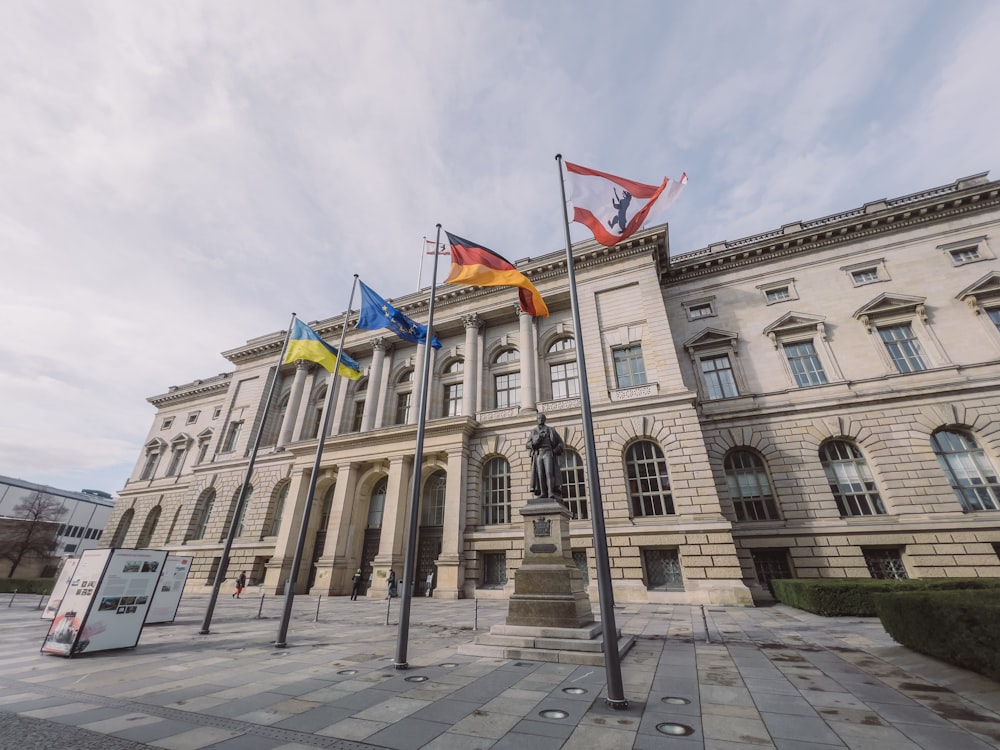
[0,0,996,493]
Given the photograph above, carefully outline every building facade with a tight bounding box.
[0,475,115,576]
[106,172,1000,604]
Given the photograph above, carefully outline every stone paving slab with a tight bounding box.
[1,593,999,749]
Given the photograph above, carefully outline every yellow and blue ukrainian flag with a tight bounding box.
[284,318,362,379]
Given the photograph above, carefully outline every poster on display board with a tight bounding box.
[146,555,191,624]
[42,555,80,621]
[41,548,168,657]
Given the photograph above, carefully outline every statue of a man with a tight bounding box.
[527,413,564,500]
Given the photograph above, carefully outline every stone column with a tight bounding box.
[262,467,311,594]
[371,456,411,597]
[434,448,468,599]
[277,360,310,447]
[462,313,482,417]
[310,462,362,595]
[363,338,387,432]
[329,372,348,437]
[292,364,320,441]
[518,307,537,412]
[408,346,425,424]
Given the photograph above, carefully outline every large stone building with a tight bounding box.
[105,172,1000,604]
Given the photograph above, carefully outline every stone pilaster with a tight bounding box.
[518,307,537,413]
[462,313,482,417]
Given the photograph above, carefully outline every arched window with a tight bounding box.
[350,379,368,432]
[819,441,885,516]
[547,337,579,400]
[561,449,588,520]
[267,481,290,536]
[492,349,520,409]
[421,470,447,526]
[368,478,387,529]
[262,390,290,446]
[110,508,134,547]
[625,441,674,517]
[136,506,161,548]
[724,450,779,521]
[482,457,512,524]
[931,430,1000,511]
[232,484,254,537]
[189,488,215,541]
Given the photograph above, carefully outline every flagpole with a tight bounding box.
[556,154,628,709]
[417,236,427,291]
[199,313,297,635]
[393,224,442,669]
[274,277,360,648]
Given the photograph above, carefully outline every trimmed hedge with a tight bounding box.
[0,577,55,595]
[873,589,1000,682]
[770,577,1000,617]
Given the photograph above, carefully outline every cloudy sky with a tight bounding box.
[2,0,999,496]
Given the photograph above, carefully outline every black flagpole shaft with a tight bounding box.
[556,154,628,709]
[200,312,296,635]
[275,277,359,648]
[394,224,443,669]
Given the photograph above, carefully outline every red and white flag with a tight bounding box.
[565,161,686,247]
[425,238,449,255]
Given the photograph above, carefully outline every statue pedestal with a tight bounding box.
[506,499,594,628]
[459,498,634,665]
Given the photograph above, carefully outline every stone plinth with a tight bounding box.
[505,499,594,629]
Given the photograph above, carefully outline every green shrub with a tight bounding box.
[771,578,1000,617]
[0,577,55,595]
[874,589,1000,682]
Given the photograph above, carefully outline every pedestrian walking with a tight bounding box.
[351,568,363,600]
[233,571,247,598]
[386,569,396,599]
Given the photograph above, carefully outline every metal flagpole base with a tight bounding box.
[274,642,289,649]
[198,629,211,635]
[605,698,630,710]
[392,662,408,670]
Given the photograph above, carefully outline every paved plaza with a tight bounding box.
[1,589,999,749]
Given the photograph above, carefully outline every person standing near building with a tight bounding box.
[351,568,363,600]
[386,569,396,599]
[233,571,247,598]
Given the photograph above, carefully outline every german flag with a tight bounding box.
[444,232,549,317]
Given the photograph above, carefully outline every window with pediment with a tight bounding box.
[684,328,745,400]
[139,439,166,480]
[853,293,948,374]
[764,312,842,388]
[957,271,1000,350]
[165,434,192,477]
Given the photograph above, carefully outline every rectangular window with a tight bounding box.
[642,549,684,590]
[139,452,159,480]
[212,407,222,419]
[165,448,185,477]
[783,341,828,386]
[751,549,792,596]
[394,393,411,425]
[613,345,647,388]
[494,372,520,409]
[950,246,981,264]
[482,552,507,587]
[851,268,880,284]
[765,287,790,304]
[700,355,738,399]
[161,417,174,430]
[445,383,463,417]
[988,308,1000,333]
[688,303,713,320]
[186,411,200,425]
[878,323,927,373]
[863,548,908,580]
[550,361,579,400]
[221,420,244,453]
[196,441,209,464]
[351,401,365,432]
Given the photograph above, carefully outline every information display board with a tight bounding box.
[41,548,168,656]
[42,555,80,621]
[146,555,191,624]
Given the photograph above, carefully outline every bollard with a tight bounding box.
[385,595,391,626]
[701,604,711,644]
[315,595,321,622]
[474,597,478,631]
[37,594,45,610]
[7,589,16,607]
[257,593,266,619]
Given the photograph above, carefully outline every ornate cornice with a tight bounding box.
[662,173,999,284]
[148,373,232,407]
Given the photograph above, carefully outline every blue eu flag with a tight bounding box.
[355,281,441,349]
